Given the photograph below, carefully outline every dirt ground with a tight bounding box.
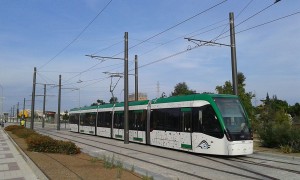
[253,140,300,157]
[7,130,299,180]
[7,132,143,180]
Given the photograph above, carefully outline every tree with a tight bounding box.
[91,99,106,106]
[257,94,294,149]
[215,72,255,121]
[288,103,300,118]
[63,110,69,121]
[109,97,118,104]
[171,82,196,96]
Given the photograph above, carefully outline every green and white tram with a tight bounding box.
[69,94,253,156]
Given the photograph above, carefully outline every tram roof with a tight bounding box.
[151,93,237,104]
[70,100,149,112]
[70,94,237,111]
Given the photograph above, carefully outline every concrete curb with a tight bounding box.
[4,130,49,180]
[254,150,300,161]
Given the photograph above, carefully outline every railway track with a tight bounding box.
[35,127,299,180]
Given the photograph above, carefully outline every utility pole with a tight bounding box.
[0,84,3,121]
[23,98,26,127]
[57,75,61,130]
[85,32,130,144]
[124,32,129,144]
[157,81,160,98]
[43,84,46,128]
[9,107,14,122]
[229,12,238,95]
[16,102,19,123]
[135,55,138,101]
[31,67,37,129]
[35,83,55,128]
[12,105,15,122]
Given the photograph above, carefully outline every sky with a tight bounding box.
[0,0,299,114]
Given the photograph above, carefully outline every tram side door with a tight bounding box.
[132,110,146,143]
[113,111,124,140]
[180,108,192,151]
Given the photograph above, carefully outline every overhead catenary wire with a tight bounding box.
[122,0,228,54]
[212,0,254,42]
[142,18,229,56]
[216,11,300,41]
[211,0,281,41]
[134,11,300,72]
[64,0,228,84]
[38,0,113,70]
[142,0,253,55]
[91,40,123,56]
[55,1,291,96]
[236,0,254,18]
[65,8,297,91]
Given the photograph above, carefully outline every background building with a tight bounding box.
[128,93,148,101]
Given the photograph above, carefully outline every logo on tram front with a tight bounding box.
[198,140,211,149]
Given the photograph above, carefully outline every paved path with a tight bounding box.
[0,126,40,180]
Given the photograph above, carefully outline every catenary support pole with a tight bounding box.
[23,98,26,127]
[230,12,238,95]
[124,32,129,144]
[42,84,46,128]
[16,102,19,123]
[30,67,36,129]
[135,55,138,101]
[12,105,15,122]
[57,75,61,130]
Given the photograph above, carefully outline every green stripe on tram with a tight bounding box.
[133,137,143,142]
[115,111,124,114]
[115,134,123,138]
[181,144,192,149]
[181,107,191,112]
[133,110,144,113]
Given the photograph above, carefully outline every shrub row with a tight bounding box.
[26,135,80,154]
[258,123,300,153]
[5,125,80,155]
[13,128,38,139]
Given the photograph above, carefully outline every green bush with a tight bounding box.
[287,128,300,153]
[5,125,80,154]
[12,128,37,139]
[258,122,283,147]
[258,122,300,153]
[26,134,80,154]
[26,134,58,153]
[56,140,81,155]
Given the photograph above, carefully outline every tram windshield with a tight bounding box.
[214,97,252,141]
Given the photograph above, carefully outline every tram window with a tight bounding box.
[97,112,112,128]
[80,114,85,125]
[192,108,202,133]
[114,112,124,129]
[97,112,104,127]
[69,114,79,124]
[129,111,135,130]
[150,110,156,131]
[81,113,96,126]
[182,111,192,132]
[165,108,180,131]
[129,110,146,131]
[150,108,181,131]
[151,109,164,130]
[202,105,223,138]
